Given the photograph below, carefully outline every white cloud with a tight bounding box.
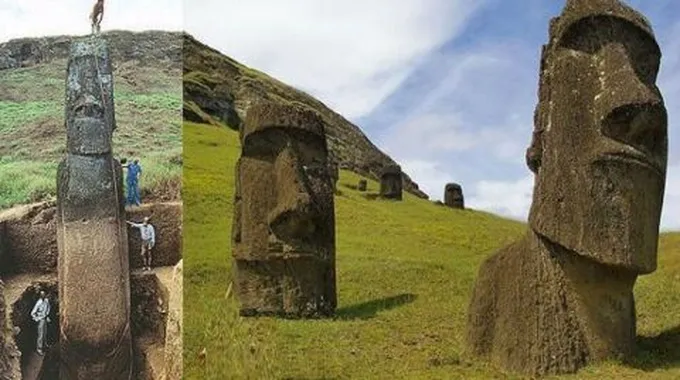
[184,0,485,119]
[382,112,527,164]
[467,175,534,221]
[0,0,182,42]
[660,163,680,231]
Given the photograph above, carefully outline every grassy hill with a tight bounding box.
[0,31,182,209]
[183,120,680,379]
[182,34,428,200]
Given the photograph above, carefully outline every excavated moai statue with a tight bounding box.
[56,37,132,379]
[357,179,367,192]
[379,165,402,200]
[444,183,464,209]
[232,102,336,318]
[467,0,667,376]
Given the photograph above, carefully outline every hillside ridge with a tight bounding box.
[0,30,182,71]
[182,33,428,199]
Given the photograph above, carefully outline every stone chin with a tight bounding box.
[529,152,664,274]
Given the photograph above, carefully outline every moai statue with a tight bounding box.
[328,159,339,193]
[379,165,402,200]
[56,37,132,379]
[357,179,367,192]
[444,183,464,209]
[232,102,336,318]
[467,0,667,376]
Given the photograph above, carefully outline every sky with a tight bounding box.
[0,0,182,42]
[2,1,678,230]
[186,0,680,230]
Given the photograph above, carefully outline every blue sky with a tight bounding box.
[357,0,680,229]
[2,1,677,229]
[186,0,680,230]
[186,0,680,229]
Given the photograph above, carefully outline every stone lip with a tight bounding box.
[183,33,429,200]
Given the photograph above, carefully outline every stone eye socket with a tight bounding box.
[74,103,104,119]
[558,16,660,85]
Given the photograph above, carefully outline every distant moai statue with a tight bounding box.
[56,37,132,379]
[467,0,668,376]
[444,183,464,209]
[328,159,339,193]
[379,164,402,200]
[232,102,336,318]
[357,179,367,191]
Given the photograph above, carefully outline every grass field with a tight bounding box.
[183,121,680,379]
[0,58,182,208]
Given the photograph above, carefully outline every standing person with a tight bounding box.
[128,159,143,207]
[127,217,155,271]
[31,290,51,356]
[90,0,104,34]
[123,159,142,207]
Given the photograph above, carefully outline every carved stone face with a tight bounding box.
[528,4,667,273]
[444,183,464,209]
[65,40,115,155]
[236,119,334,260]
[380,165,403,200]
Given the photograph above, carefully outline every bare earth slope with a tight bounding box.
[182,33,428,199]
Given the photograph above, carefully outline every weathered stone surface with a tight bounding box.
[163,260,182,380]
[380,165,403,200]
[232,102,336,318]
[357,179,367,192]
[444,183,464,209]
[0,280,21,380]
[56,36,132,379]
[467,0,667,376]
[183,80,241,128]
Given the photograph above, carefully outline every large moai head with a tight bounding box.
[380,164,403,200]
[233,102,336,316]
[236,102,335,255]
[444,183,464,209]
[527,0,667,273]
[65,37,116,156]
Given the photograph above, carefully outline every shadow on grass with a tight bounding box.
[335,293,417,320]
[631,324,680,370]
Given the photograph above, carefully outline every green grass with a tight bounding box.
[184,121,680,379]
[0,159,57,207]
[0,59,182,208]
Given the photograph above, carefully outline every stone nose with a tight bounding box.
[597,43,666,157]
[267,146,317,239]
